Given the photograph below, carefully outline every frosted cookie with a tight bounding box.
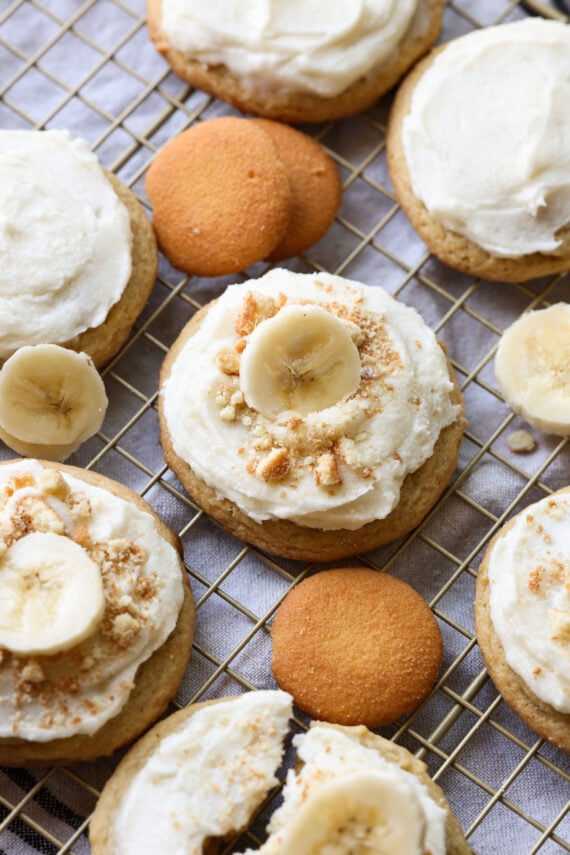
[159,270,466,562]
[90,691,293,854]
[145,118,292,277]
[387,20,570,282]
[0,129,157,366]
[147,0,445,123]
[271,567,442,726]
[251,119,342,262]
[0,459,195,765]
[245,724,471,854]
[91,698,471,854]
[474,490,570,753]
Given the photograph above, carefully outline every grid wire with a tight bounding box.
[1,0,570,853]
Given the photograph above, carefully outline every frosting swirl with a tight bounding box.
[0,130,132,359]
[161,0,420,97]
[402,19,570,258]
[487,491,570,713]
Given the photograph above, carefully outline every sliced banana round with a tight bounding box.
[495,303,570,436]
[0,531,105,655]
[0,344,108,461]
[239,304,361,418]
[279,770,426,855]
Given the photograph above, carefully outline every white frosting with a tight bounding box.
[487,492,570,712]
[111,691,293,855]
[402,19,570,258]
[244,725,447,855]
[0,460,184,741]
[162,270,460,531]
[161,0,420,97]
[0,130,132,359]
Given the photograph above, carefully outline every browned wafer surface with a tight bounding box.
[387,48,570,283]
[271,567,442,727]
[147,0,445,123]
[0,460,195,766]
[145,117,292,277]
[474,499,570,754]
[158,301,466,562]
[63,172,158,368]
[251,119,342,261]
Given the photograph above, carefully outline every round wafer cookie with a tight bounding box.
[252,119,342,261]
[271,567,442,727]
[145,117,292,277]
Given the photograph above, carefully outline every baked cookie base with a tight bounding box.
[387,50,570,283]
[0,461,195,766]
[474,504,570,754]
[91,705,471,855]
[147,0,445,124]
[159,303,466,563]
[90,698,234,855]
[64,173,158,368]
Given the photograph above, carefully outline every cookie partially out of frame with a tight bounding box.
[147,0,445,123]
[65,172,158,368]
[387,45,570,283]
[159,300,466,563]
[474,505,570,754]
[0,461,195,766]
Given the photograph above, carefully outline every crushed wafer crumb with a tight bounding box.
[507,430,536,454]
[256,448,291,481]
[315,452,342,487]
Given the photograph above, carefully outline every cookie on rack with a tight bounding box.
[159,269,466,562]
[145,117,293,277]
[91,700,472,855]
[90,691,293,854]
[0,129,157,366]
[271,567,442,726]
[475,489,570,753]
[387,19,570,282]
[249,722,472,854]
[147,0,445,123]
[0,459,195,766]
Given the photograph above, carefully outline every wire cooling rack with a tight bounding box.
[1,0,570,852]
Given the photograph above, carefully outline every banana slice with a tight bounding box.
[0,531,105,655]
[239,304,361,417]
[279,770,426,855]
[0,344,108,461]
[495,304,570,436]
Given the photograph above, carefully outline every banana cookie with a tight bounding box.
[271,567,442,726]
[91,704,471,854]
[159,270,466,561]
[0,129,157,366]
[0,459,195,765]
[475,490,570,753]
[90,691,293,854]
[147,0,444,123]
[387,19,570,282]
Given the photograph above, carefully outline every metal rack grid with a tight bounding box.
[0,0,569,852]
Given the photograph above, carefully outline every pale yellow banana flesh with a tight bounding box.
[279,770,426,855]
[239,304,361,418]
[495,303,570,436]
[0,344,108,459]
[0,531,105,655]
